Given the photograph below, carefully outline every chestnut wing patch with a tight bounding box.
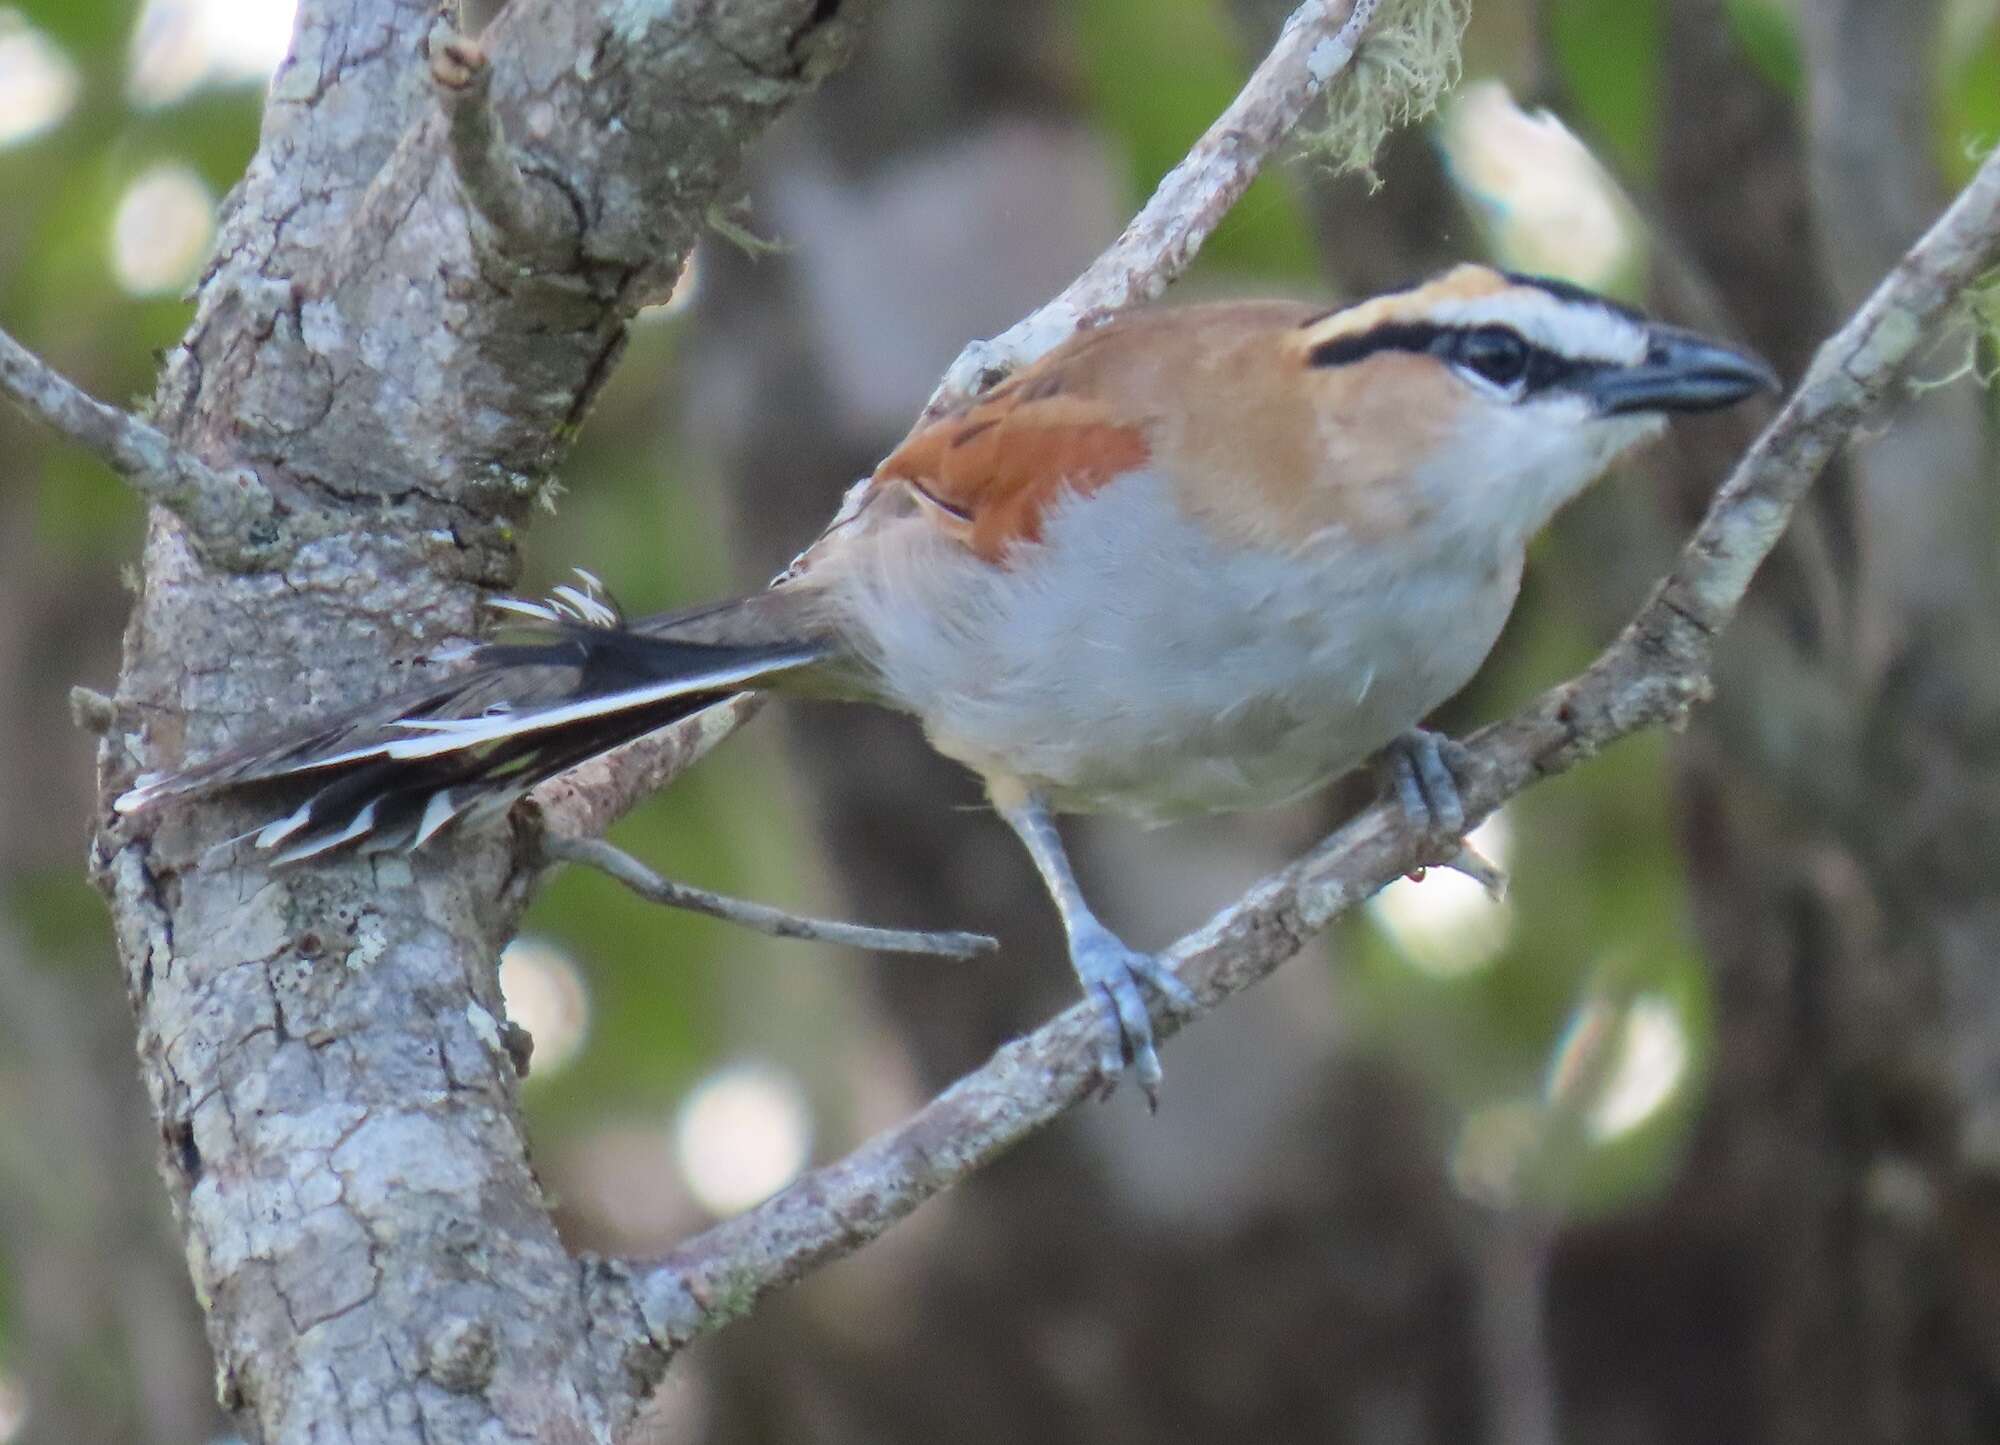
[874,373,1150,563]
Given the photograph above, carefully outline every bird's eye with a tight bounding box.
[1453,327,1531,390]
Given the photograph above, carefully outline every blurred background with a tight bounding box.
[3,0,1999,1441]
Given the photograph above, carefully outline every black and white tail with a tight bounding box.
[114,575,827,862]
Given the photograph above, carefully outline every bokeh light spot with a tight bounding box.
[1546,990,1691,1140]
[1440,80,1636,287]
[1449,1099,1543,1210]
[635,247,701,324]
[110,164,216,296]
[128,0,296,108]
[1586,995,1690,1140]
[498,936,592,1079]
[673,1061,813,1217]
[0,1369,26,1444]
[0,11,79,148]
[1367,810,1514,977]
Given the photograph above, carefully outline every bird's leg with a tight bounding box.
[995,790,1197,1107]
[1381,729,1507,900]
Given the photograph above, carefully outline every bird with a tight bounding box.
[115,264,1777,1101]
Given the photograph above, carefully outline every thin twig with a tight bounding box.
[69,686,117,737]
[605,141,2000,1351]
[430,27,577,266]
[556,0,1392,841]
[541,833,997,960]
[0,325,277,559]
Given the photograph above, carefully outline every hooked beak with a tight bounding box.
[1586,326,1780,416]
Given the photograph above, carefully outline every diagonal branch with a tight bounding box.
[0,325,277,560]
[556,0,1405,840]
[923,0,1386,410]
[600,142,2000,1351]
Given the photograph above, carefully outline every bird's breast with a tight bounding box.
[821,468,1522,819]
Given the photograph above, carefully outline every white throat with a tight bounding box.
[1423,401,1665,554]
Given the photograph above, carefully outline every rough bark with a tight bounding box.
[91,2,870,1439]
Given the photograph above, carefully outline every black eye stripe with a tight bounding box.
[1306,322,1598,393]
[1305,321,1453,369]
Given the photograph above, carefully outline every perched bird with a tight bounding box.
[117,265,1776,1099]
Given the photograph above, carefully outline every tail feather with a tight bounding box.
[115,579,827,860]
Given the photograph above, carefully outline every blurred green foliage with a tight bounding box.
[1074,0,1319,281]
[1548,0,1663,180]
[1942,15,2000,186]
[1722,0,1802,98]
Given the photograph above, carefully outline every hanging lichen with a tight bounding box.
[1305,0,1470,182]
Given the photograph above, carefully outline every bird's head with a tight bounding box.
[1286,264,1778,547]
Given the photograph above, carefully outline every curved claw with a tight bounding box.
[1070,925,1193,1109]
[1084,982,1127,1089]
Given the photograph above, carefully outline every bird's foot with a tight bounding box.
[1384,727,1472,838]
[1382,730,1508,899]
[1068,924,1198,1110]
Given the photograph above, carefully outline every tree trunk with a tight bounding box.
[92,3,869,1438]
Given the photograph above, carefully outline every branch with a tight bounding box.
[540,834,996,959]
[526,693,765,838]
[0,324,277,559]
[557,0,1396,839]
[925,0,1384,409]
[429,27,577,267]
[604,142,2000,1350]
